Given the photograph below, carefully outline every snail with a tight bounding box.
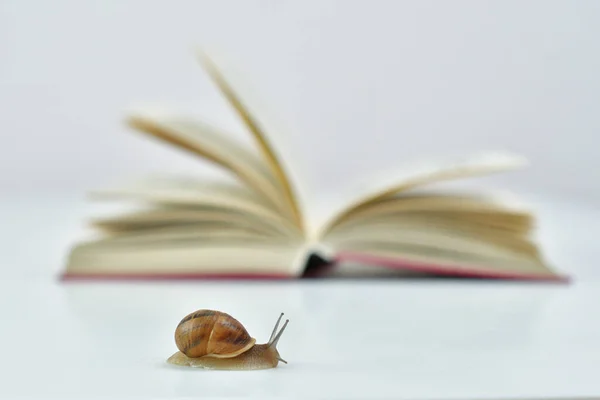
[166,309,289,370]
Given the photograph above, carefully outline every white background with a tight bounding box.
[2,0,599,204]
[2,2,600,399]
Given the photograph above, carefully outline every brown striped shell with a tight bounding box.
[174,309,256,359]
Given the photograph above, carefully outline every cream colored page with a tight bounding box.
[329,213,534,245]
[66,241,308,276]
[126,109,294,221]
[197,52,305,232]
[325,193,533,235]
[321,218,551,274]
[317,152,528,236]
[90,206,293,237]
[91,216,283,241]
[74,224,296,247]
[330,244,553,275]
[324,216,540,257]
[88,178,303,238]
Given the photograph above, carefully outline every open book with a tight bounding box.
[61,53,567,282]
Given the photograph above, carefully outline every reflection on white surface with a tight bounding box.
[1,279,599,399]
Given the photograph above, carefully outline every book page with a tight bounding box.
[325,192,533,235]
[125,109,300,222]
[320,190,541,257]
[65,239,309,278]
[322,225,554,277]
[318,152,528,236]
[87,178,303,238]
[76,223,297,247]
[315,185,561,278]
[197,52,305,232]
[90,205,294,238]
[325,216,540,258]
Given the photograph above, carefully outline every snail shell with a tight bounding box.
[174,309,256,358]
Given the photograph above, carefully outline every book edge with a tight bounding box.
[59,271,295,281]
[58,250,570,283]
[333,251,571,283]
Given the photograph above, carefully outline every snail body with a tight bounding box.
[167,309,289,370]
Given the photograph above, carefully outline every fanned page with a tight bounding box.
[318,152,529,236]
[314,155,567,281]
[88,176,303,239]
[125,109,296,222]
[63,178,309,279]
[197,52,305,232]
[65,241,309,279]
[62,52,316,280]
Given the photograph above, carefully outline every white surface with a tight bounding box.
[2,279,600,400]
[2,0,600,204]
[1,193,600,399]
